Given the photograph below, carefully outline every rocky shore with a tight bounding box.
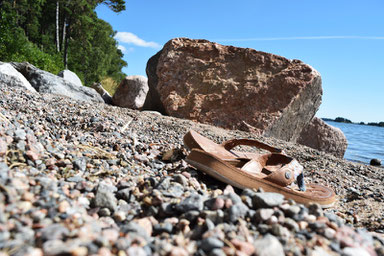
[0,85,383,256]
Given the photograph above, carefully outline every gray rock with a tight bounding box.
[175,194,204,212]
[42,239,68,256]
[253,192,285,208]
[253,234,285,256]
[91,82,113,104]
[93,186,118,212]
[58,69,83,87]
[112,75,149,109]
[228,203,249,223]
[39,224,69,242]
[200,237,224,252]
[0,62,36,92]
[255,208,275,222]
[153,222,173,234]
[11,62,103,102]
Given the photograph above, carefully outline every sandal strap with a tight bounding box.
[222,139,283,153]
[240,156,305,189]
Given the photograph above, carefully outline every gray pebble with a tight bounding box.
[253,192,285,208]
[200,237,224,252]
[93,186,118,212]
[253,234,285,256]
[176,194,204,212]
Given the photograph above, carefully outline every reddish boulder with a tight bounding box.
[297,117,348,158]
[145,38,322,142]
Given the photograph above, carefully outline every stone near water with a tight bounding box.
[370,158,381,166]
[112,75,149,109]
[0,62,36,92]
[145,37,322,142]
[297,117,348,158]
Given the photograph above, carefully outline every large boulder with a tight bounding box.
[0,62,36,92]
[145,38,322,142]
[297,117,348,158]
[11,62,103,103]
[58,69,83,87]
[112,75,148,109]
[91,82,113,104]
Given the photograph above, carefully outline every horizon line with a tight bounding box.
[215,36,384,42]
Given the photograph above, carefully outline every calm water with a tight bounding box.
[325,120,384,164]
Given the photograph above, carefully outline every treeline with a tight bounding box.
[323,117,384,127]
[0,0,127,86]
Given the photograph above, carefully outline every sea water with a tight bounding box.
[325,120,384,164]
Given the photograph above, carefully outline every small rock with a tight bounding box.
[0,138,7,157]
[200,237,224,252]
[176,194,204,212]
[370,158,381,166]
[93,186,118,212]
[324,227,336,239]
[228,203,249,223]
[255,208,275,222]
[58,200,70,213]
[98,208,111,217]
[231,238,255,255]
[308,203,323,217]
[153,222,173,234]
[253,193,284,208]
[205,197,225,210]
[342,247,371,256]
[253,234,284,256]
[113,211,127,222]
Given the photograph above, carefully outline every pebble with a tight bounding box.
[200,237,224,252]
[93,186,118,212]
[253,192,285,208]
[253,234,285,256]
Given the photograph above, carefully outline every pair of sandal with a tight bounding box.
[183,130,336,208]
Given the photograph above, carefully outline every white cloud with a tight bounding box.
[115,32,161,48]
[215,36,384,42]
[117,45,127,53]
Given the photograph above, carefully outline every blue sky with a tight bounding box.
[96,0,384,123]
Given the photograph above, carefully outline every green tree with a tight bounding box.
[0,0,127,85]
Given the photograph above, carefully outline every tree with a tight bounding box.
[0,0,127,85]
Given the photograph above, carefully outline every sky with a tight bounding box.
[96,0,384,123]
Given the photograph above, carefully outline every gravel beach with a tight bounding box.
[0,85,383,256]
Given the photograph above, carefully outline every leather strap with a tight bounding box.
[222,139,283,153]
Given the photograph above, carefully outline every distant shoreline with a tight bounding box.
[322,117,384,128]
